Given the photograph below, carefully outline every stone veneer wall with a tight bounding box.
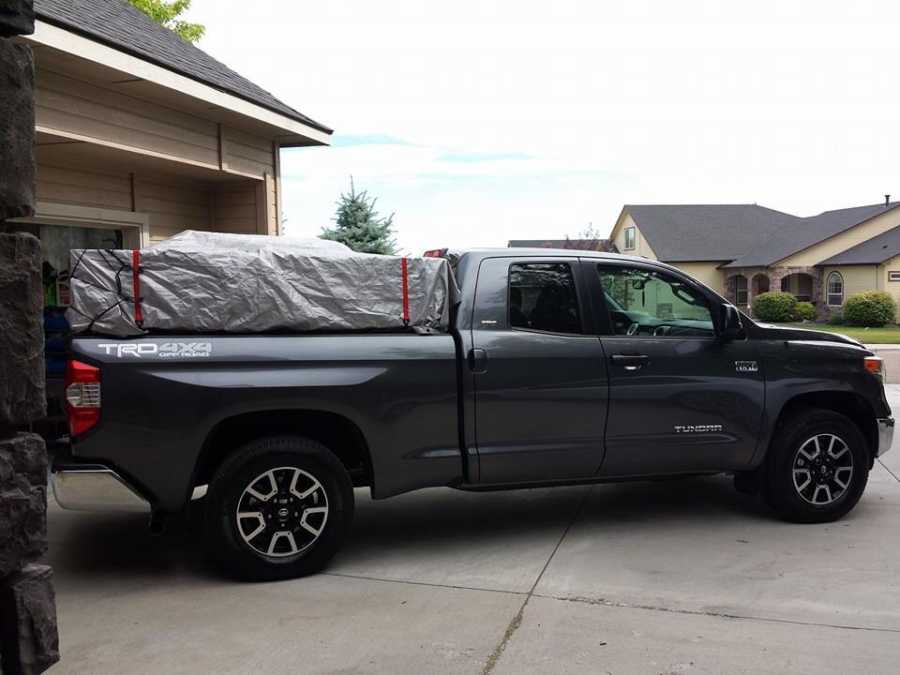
[0,1,60,672]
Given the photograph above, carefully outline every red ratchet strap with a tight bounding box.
[132,249,143,327]
[401,257,410,326]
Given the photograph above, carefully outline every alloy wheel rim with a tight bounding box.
[235,467,329,558]
[792,434,854,506]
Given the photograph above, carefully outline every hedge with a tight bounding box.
[794,301,816,321]
[843,291,896,327]
[752,291,797,322]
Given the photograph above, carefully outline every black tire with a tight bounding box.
[204,435,354,581]
[765,409,869,523]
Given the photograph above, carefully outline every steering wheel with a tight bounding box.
[626,322,640,336]
[652,325,672,336]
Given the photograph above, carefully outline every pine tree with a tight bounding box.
[321,179,398,255]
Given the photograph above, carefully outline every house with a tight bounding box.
[6,0,331,439]
[607,199,900,320]
[11,0,330,256]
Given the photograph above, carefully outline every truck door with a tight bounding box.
[590,261,765,476]
[470,256,609,484]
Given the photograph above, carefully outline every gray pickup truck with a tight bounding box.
[55,249,894,580]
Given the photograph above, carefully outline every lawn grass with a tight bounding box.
[776,322,900,344]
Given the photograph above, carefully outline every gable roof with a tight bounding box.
[508,239,616,252]
[818,223,900,266]
[625,204,800,263]
[34,0,331,134]
[624,202,900,268]
[724,202,900,268]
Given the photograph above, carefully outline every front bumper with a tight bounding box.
[52,465,150,513]
[877,418,895,457]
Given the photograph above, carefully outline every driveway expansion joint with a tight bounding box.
[878,458,900,484]
[321,572,527,597]
[481,486,593,675]
[536,593,900,634]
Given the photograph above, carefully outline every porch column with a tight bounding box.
[0,2,61,672]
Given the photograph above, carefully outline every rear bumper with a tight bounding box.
[877,417,894,457]
[52,465,150,513]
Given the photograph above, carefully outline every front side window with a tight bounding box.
[624,226,636,250]
[509,263,581,334]
[598,266,714,337]
[827,271,844,306]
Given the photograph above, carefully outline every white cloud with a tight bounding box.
[186,0,900,252]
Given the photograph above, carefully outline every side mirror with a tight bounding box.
[719,304,745,341]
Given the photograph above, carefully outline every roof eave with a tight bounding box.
[28,19,332,145]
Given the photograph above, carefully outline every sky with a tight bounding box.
[186,0,900,254]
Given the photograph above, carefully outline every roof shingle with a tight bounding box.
[724,203,900,268]
[625,204,799,263]
[34,0,331,134]
[625,202,900,268]
[817,223,900,266]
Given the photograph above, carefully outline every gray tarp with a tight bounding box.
[67,231,454,337]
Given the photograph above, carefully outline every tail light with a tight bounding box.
[65,360,101,436]
[864,356,885,382]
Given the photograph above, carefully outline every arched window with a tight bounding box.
[826,271,844,306]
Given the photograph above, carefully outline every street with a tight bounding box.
[46,387,900,674]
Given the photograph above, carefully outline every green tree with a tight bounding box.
[321,179,398,255]
[128,0,205,43]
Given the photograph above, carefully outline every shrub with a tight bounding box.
[828,311,845,325]
[752,291,797,322]
[843,291,896,327]
[793,301,816,321]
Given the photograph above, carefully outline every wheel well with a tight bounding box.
[773,391,878,464]
[192,410,373,492]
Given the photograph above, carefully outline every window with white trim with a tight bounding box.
[826,271,844,306]
[624,226,636,250]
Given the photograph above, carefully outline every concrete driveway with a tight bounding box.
[47,389,900,674]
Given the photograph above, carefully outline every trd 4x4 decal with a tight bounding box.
[97,342,212,359]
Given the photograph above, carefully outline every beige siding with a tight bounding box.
[212,183,262,235]
[35,68,220,169]
[669,262,727,294]
[134,175,214,242]
[222,126,275,178]
[37,164,132,211]
[880,258,900,322]
[821,266,879,307]
[779,208,900,267]
[821,263,900,323]
[611,212,658,259]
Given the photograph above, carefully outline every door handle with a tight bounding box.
[610,354,649,371]
[468,348,488,373]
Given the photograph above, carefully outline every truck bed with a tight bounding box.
[68,333,461,511]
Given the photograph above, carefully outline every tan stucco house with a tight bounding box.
[607,200,900,320]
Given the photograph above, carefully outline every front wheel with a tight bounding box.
[204,436,354,581]
[765,409,869,523]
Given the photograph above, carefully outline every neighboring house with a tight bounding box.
[607,200,900,320]
[508,238,617,252]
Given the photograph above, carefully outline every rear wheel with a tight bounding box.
[765,409,869,523]
[204,436,354,581]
